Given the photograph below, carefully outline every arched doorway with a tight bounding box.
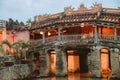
[34,52,40,69]
[100,48,112,78]
[67,50,80,73]
[49,50,56,76]
[67,48,90,77]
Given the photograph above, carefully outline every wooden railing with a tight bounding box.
[33,34,120,45]
[98,34,114,41]
[61,34,94,41]
[45,36,58,43]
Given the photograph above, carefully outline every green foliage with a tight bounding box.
[13,40,36,60]
[0,44,5,56]
[2,40,12,48]
[6,18,25,30]
[0,40,36,60]
[20,21,24,26]
[1,40,13,55]
[26,18,34,25]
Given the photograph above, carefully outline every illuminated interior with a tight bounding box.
[50,51,56,75]
[100,48,112,78]
[30,24,120,40]
[98,26,114,35]
[30,25,94,40]
[68,54,80,73]
[67,49,89,74]
[67,50,80,73]
[61,25,94,35]
[101,49,109,70]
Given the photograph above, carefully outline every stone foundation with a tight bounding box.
[38,44,120,78]
[39,50,51,76]
[88,48,101,77]
[110,49,120,77]
[55,48,67,76]
[0,64,30,80]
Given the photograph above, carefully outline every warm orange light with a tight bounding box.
[67,50,80,73]
[68,73,80,80]
[48,32,51,36]
[51,52,56,75]
[81,23,84,27]
[67,50,77,54]
[68,55,80,73]
[100,48,112,78]
[62,30,67,33]
[51,51,56,54]
[100,48,108,53]
[40,31,43,35]
[101,54,109,70]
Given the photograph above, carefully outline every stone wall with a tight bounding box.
[55,48,67,76]
[39,50,51,76]
[88,47,101,77]
[110,48,120,77]
[0,64,30,80]
[38,44,120,78]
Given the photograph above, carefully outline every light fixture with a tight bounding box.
[48,32,51,36]
[81,23,84,27]
[62,30,67,33]
[40,31,43,35]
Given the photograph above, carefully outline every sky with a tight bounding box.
[0,0,120,23]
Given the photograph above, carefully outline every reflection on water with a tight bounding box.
[37,73,109,80]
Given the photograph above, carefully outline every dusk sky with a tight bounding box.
[0,0,120,23]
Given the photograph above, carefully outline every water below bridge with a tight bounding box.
[35,73,112,80]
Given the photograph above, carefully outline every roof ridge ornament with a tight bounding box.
[64,6,74,15]
[91,2,102,10]
[78,3,87,11]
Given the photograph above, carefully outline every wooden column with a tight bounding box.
[42,31,45,43]
[40,31,45,44]
[114,24,117,40]
[58,27,61,41]
[94,24,98,43]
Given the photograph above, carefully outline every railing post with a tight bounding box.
[114,24,117,40]
[94,24,98,43]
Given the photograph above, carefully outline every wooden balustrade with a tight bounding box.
[32,34,120,46]
[45,36,58,43]
[98,34,114,41]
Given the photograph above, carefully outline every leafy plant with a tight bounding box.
[13,40,29,60]
[0,44,5,56]
[1,40,13,55]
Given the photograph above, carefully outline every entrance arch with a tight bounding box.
[100,48,112,78]
[67,50,80,73]
[67,48,90,76]
[48,50,56,76]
